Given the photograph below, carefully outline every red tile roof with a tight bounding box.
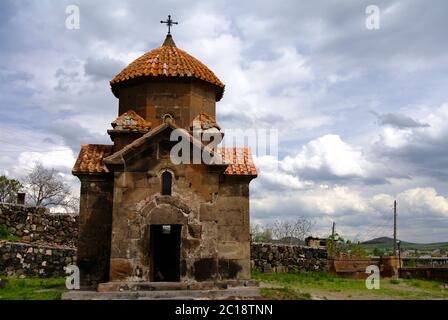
[111,110,151,131]
[72,143,257,177]
[72,144,113,175]
[110,35,225,101]
[218,147,258,176]
[190,112,221,130]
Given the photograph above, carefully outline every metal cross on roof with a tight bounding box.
[160,15,178,35]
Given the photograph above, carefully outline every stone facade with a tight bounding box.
[118,79,217,129]
[73,35,257,288]
[0,240,76,277]
[251,243,328,273]
[0,203,78,247]
[76,177,113,286]
[75,133,255,287]
[107,137,253,282]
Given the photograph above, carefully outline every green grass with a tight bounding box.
[0,273,445,300]
[253,271,448,300]
[260,287,312,300]
[0,225,21,241]
[0,277,67,300]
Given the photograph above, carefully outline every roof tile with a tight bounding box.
[218,147,258,176]
[72,144,114,175]
[111,36,225,100]
[111,110,151,131]
[73,144,257,177]
[190,112,221,130]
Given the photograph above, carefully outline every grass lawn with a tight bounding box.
[253,271,448,300]
[0,277,67,300]
[0,273,446,300]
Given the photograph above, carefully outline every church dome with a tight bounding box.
[110,35,225,101]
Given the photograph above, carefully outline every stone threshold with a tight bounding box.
[97,279,259,292]
[62,287,261,300]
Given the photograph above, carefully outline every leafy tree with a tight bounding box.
[0,175,23,203]
[347,240,368,258]
[251,224,273,243]
[373,247,385,256]
[326,233,346,258]
[326,233,368,259]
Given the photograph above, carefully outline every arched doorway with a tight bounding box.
[150,224,181,282]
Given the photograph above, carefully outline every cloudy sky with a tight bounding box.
[1,0,448,242]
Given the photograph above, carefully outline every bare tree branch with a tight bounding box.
[23,163,77,213]
[270,218,314,244]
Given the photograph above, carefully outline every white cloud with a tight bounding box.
[377,103,448,149]
[14,149,75,174]
[282,134,367,178]
[396,187,448,218]
[298,186,369,215]
[378,127,413,149]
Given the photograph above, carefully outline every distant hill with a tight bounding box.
[361,237,398,245]
[361,237,448,251]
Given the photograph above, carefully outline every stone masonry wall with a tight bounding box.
[0,203,78,247]
[0,203,329,278]
[0,240,76,277]
[251,243,328,273]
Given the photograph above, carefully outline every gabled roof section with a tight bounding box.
[111,110,151,132]
[72,144,114,175]
[218,148,257,176]
[103,120,214,165]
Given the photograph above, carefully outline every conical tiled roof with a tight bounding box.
[110,35,225,101]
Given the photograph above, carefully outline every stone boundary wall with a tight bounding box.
[400,267,448,283]
[0,240,77,277]
[250,243,328,273]
[0,241,327,277]
[0,203,78,247]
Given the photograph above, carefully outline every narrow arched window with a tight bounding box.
[161,171,172,195]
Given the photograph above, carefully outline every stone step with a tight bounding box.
[62,287,261,300]
[97,280,259,292]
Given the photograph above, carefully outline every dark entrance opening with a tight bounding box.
[150,224,181,282]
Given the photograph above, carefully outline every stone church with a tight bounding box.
[72,32,257,288]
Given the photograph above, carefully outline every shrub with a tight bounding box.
[0,224,10,238]
[0,225,21,241]
[327,233,368,259]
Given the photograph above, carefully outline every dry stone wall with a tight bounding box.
[0,203,78,277]
[0,241,76,277]
[0,203,78,247]
[0,203,330,277]
[251,243,328,273]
